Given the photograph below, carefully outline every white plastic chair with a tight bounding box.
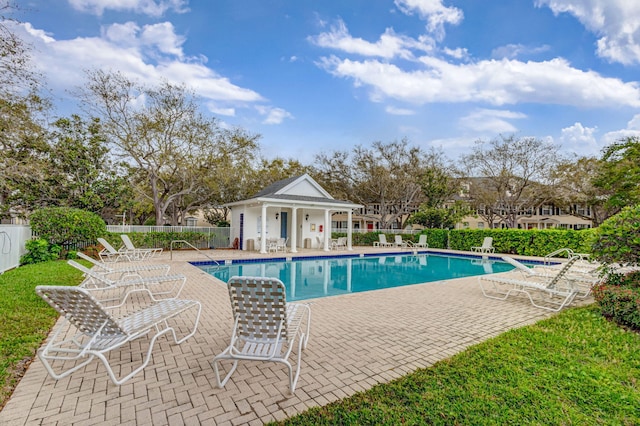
[471,237,495,253]
[377,234,393,247]
[275,237,288,252]
[408,234,428,248]
[331,237,347,250]
[36,285,201,385]
[213,276,311,394]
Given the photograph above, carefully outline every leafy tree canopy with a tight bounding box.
[593,137,640,212]
[29,207,106,246]
[590,204,640,267]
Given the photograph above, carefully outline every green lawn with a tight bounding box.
[278,307,640,425]
[0,261,85,409]
[1,261,639,424]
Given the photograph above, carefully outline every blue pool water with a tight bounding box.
[195,252,515,302]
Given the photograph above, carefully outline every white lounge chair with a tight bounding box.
[68,260,186,301]
[478,257,580,311]
[213,276,311,394]
[407,234,428,248]
[76,252,170,281]
[376,234,393,247]
[394,235,407,248]
[502,255,599,298]
[471,237,495,253]
[35,285,201,385]
[97,237,134,262]
[120,234,163,260]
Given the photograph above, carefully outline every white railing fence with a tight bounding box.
[0,225,32,274]
[106,225,233,249]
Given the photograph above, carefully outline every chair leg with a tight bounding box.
[213,356,239,388]
[98,326,175,385]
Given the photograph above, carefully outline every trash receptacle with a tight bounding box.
[246,239,255,251]
[303,238,311,249]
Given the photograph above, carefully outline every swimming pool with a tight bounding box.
[195,252,516,302]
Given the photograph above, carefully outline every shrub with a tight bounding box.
[591,204,640,266]
[20,239,62,264]
[592,278,640,331]
[590,205,640,331]
[29,207,106,247]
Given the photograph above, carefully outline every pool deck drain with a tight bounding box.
[0,247,584,425]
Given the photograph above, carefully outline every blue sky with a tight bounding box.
[13,0,640,163]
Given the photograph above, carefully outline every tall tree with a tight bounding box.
[461,135,561,228]
[48,115,132,217]
[203,158,309,226]
[551,156,613,226]
[313,139,428,229]
[593,137,640,213]
[0,2,49,219]
[0,1,38,96]
[81,70,259,225]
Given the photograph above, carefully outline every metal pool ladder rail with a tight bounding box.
[170,240,221,270]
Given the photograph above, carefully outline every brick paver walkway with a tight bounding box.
[0,248,561,425]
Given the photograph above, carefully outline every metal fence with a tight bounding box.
[332,228,421,235]
[0,225,31,274]
[106,225,233,249]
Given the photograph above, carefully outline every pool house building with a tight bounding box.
[225,174,362,253]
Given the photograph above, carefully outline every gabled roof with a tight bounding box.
[252,174,334,199]
[226,173,361,209]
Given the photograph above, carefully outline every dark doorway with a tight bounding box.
[280,212,288,239]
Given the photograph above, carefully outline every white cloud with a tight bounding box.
[601,113,640,146]
[559,122,599,154]
[308,19,434,60]
[459,109,526,133]
[537,0,640,65]
[205,103,235,117]
[386,106,415,115]
[442,47,469,60]
[12,21,265,108]
[317,55,640,107]
[256,106,294,125]
[102,21,185,58]
[426,136,477,153]
[394,0,463,40]
[68,0,188,17]
[627,113,640,130]
[491,43,551,59]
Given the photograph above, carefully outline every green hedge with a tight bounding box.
[359,228,594,257]
[99,231,214,251]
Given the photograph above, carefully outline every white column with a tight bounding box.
[290,207,298,253]
[323,209,331,251]
[260,204,267,253]
[347,209,353,250]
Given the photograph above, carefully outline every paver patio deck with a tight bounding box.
[0,247,575,425]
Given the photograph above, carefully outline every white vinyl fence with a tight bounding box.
[0,225,31,274]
